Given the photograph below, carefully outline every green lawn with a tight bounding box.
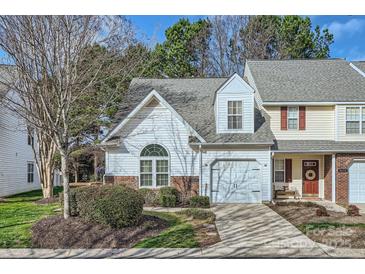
[134,211,199,248]
[298,222,365,233]
[0,187,62,248]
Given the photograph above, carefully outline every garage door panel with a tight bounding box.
[349,162,365,203]
[212,160,262,203]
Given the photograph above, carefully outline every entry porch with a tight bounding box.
[273,153,334,201]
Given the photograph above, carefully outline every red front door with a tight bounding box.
[302,160,319,195]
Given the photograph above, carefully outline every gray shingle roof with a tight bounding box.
[353,61,365,74]
[108,77,275,144]
[273,140,365,152]
[247,59,365,102]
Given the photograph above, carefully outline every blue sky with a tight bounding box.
[127,15,365,61]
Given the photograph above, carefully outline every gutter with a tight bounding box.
[273,149,365,154]
[189,142,274,146]
[263,101,365,106]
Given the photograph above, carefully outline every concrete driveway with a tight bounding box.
[205,204,329,257]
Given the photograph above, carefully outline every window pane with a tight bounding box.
[346,121,360,134]
[275,159,284,170]
[156,160,168,173]
[288,118,298,129]
[275,171,284,182]
[141,144,168,157]
[346,107,360,121]
[363,122,365,134]
[156,174,169,186]
[140,160,152,173]
[140,174,153,186]
[228,116,234,129]
[288,107,298,118]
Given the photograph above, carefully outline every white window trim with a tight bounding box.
[274,159,285,183]
[27,161,34,184]
[227,100,243,130]
[139,157,170,188]
[345,106,365,135]
[287,106,299,130]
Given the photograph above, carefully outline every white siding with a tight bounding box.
[336,105,365,141]
[265,106,335,140]
[200,149,272,201]
[106,103,199,181]
[244,64,263,108]
[0,106,40,197]
[216,76,254,134]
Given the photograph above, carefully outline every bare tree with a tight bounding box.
[0,16,149,218]
[208,16,248,76]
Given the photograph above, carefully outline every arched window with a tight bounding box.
[140,144,169,187]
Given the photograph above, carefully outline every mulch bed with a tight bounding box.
[269,202,365,249]
[31,215,169,248]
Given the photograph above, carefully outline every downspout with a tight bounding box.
[199,144,203,196]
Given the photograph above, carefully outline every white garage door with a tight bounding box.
[211,160,262,203]
[349,161,365,203]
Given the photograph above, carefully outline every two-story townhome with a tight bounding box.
[101,59,365,205]
[0,95,40,197]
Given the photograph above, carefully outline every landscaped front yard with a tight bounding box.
[269,202,365,249]
[0,187,219,249]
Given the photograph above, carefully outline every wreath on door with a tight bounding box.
[305,169,316,180]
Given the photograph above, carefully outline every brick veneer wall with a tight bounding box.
[104,175,199,196]
[171,176,199,196]
[104,176,139,189]
[324,155,332,201]
[336,153,365,205]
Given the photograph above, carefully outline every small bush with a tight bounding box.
[179,208,215,222]
[315,206,329,217]
[159,187,179,207]
[61,185,144,228]
[188,196,210,208]
[347,204,361,216]
[139,188,159,206]
[160,194,176,207]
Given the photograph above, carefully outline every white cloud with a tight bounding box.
[325,18,365,39]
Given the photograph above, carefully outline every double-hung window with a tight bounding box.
[346,106,365,134]
[27,127,34,146]
[140,144,169,188]
[27,162,34,183]
[227,101,243,129]
[287,106,299,130]
[274,159,285,183]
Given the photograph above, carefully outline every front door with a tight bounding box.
[302,160,319,195]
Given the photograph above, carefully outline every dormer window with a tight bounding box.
[227,101,243,129]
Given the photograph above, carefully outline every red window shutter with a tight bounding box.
[299,106,306,130]
[285,159,292,183]
[281,107,288,130]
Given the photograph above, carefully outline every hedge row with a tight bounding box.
[139,187,210,208]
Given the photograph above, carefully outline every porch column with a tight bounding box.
[332,154,336,203]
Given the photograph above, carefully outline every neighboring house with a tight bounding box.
[101,59,365,205]
[0,101,41,197]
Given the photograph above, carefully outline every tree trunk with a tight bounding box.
[32,132,56,198]
[60,150,70,219]
[74,167,78,183]
[94,152,98,182]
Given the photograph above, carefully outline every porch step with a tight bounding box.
[275,190,297,200]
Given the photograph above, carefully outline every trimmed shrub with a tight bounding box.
[139,188,159,206]
[158,187,179,207]
[347,204,361,216]
[189,196,210,208]
[160,194,176,207]
[315,206,329,217]
[61,185,144,228]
